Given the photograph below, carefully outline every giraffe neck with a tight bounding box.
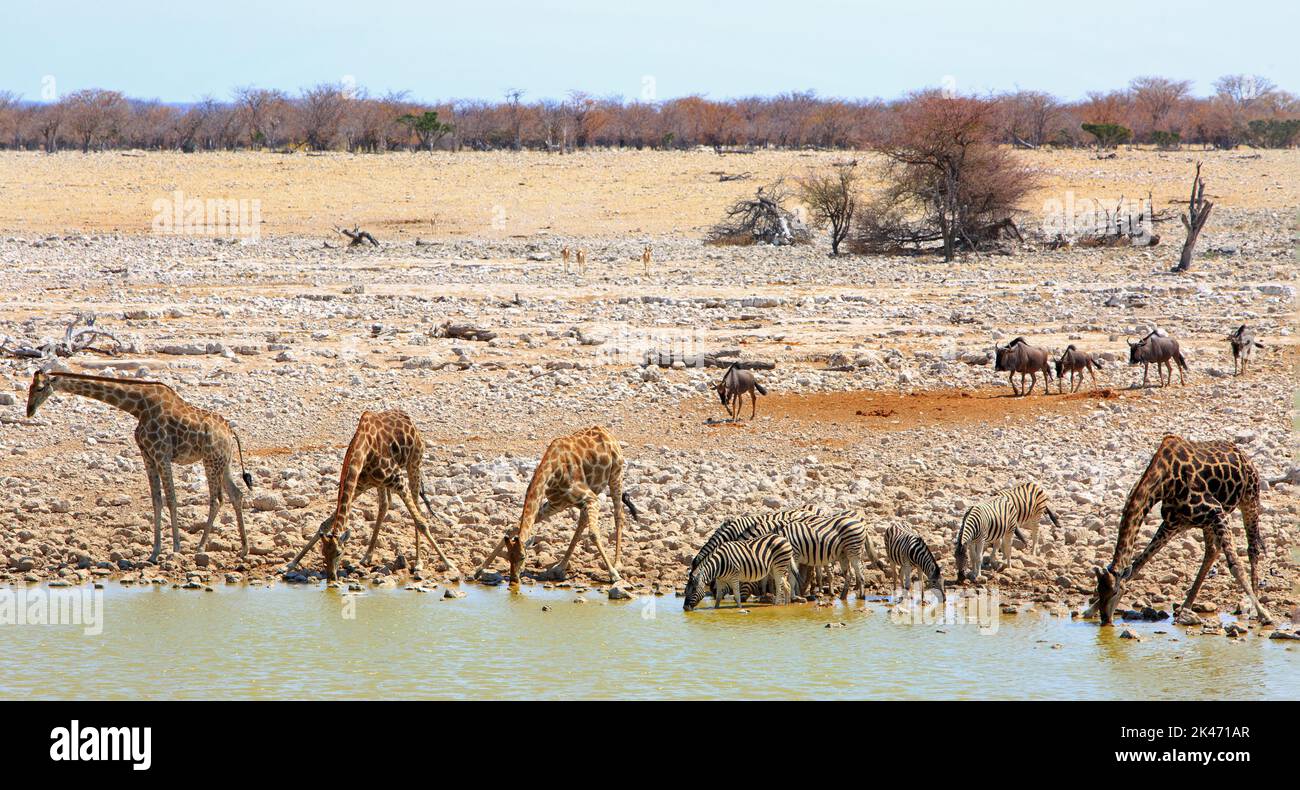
[52,374,158,419]
[1111,463,1164,571]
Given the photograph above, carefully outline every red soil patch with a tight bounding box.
[760,386,1127,431]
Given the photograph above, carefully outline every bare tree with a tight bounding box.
[297,83,347,151]
[1129,76,1192,140]
[861,91,1036,261]
[62,89,129,152]
[1173,162,1213,273]
[797,164,859,254]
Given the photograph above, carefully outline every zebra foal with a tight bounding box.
[883,524,945,602]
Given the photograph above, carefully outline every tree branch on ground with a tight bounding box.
[705,180,810,247]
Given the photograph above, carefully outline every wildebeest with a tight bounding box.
[1054,344,1104,393]
[1127,328,1187,387]
[993,337,1053,396]
[715,362,767,419]
[1227,324,1264,376]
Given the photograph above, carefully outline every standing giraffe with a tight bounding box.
[474,425,639,584]
[576,248,587,275]
[285,410,459,581]
[1086,435,1273,625]
[641,245,652,274]
[560,246,571,274]
[25,370,253,562]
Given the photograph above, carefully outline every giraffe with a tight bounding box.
[1086,434,1273,625]
[25,369,253,563]
[641,245,651,274]
[474,425,639,584]
[576,248,587,275]
[285,410,459,581]
[560,246,570,274]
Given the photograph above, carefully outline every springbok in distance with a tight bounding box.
[993,337,1053,396]
[1227,324,1263,376]
[576,248,587,275]
[1127,328,1187,387]
[715,362,767,419]
[1054,345,1104,393]
[561,246,571,273]
[641,245,652,274]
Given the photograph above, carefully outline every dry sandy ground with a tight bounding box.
[0,149,1295,635]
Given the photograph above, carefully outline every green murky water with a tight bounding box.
[1,584,1296,700]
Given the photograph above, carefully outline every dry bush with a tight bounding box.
[797,165,859,255]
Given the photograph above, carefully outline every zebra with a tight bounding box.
[777,510,879,600]
[883,524,945,603]
[955,482,1061,583]
[683,533,797,611]
[775,518,856,600]
[690,509,817,572]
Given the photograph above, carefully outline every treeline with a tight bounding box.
[0,74,1296,154]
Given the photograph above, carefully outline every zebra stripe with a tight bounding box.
[691,509,817,570]
[684,533,797,610]
[884,523,945,600]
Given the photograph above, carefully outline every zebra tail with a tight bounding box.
[1045,507,1062,530]
[1013,526,1028,545]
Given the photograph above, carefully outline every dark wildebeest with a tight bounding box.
[1127,328,1187,387]
[715,362,767,419]
[1054,345,1104,393]
[993,337,1053,396]
[1227,324,1264,376]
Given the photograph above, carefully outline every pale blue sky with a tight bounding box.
[3,0,1295,103]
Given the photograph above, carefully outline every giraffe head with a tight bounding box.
[506,532,525,583]
[26,370,55,418]
[1091,564,1131,625]
[320,528,351,581]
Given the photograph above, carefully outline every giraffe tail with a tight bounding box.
[233,429,254,490]
[621,491,641,523]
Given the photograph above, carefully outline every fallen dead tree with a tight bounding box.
[332,226,380,248]
[705,181,810,247]
[0,314,123,360]
[641,350,775,369]
[433,322,497,342]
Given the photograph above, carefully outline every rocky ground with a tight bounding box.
[0,150,1295,634]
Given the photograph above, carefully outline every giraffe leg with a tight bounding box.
[197,460,223,553]
[362,489,389,566]
[546,505,589,581]
[160,459,182,555]
[1178,533,1220,620]
[1240,489,1265,594]
[475,536,508,578]
[575,488,621,584]
[1210,508,1274,624]
[219,467,249,558]
[397,480,459,577]
[286,514,334,572]
[608,465,627,573]
[145,463,164,563]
